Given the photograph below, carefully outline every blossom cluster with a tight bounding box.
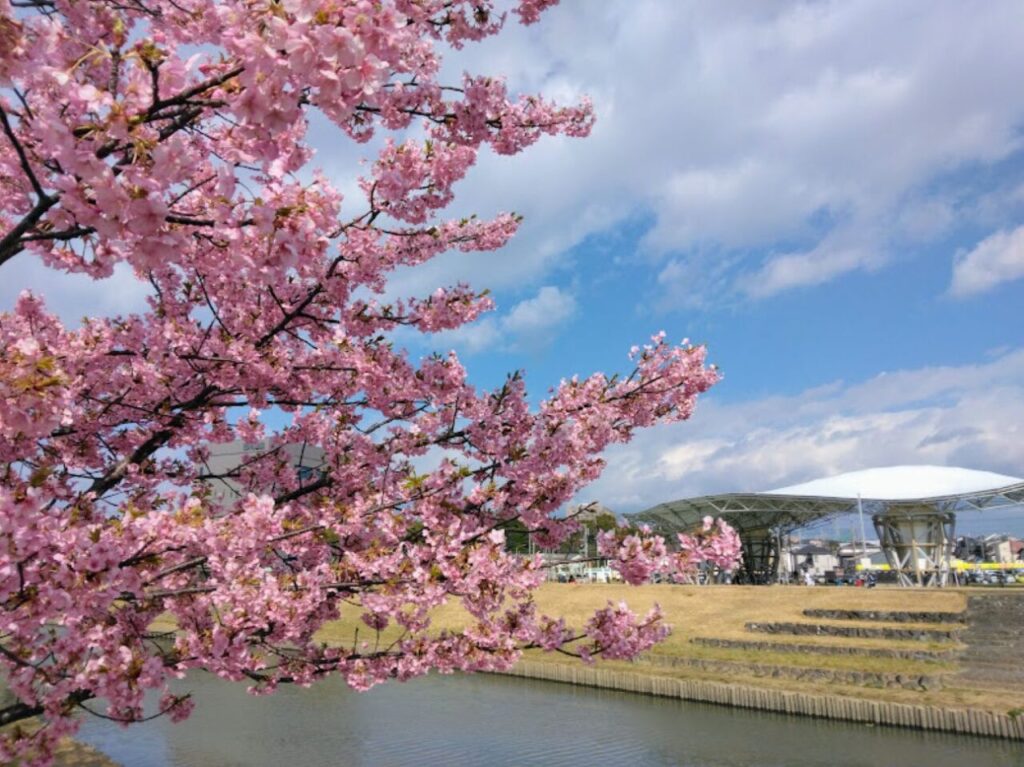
[0,2,723,764]
[597,516,743,586]
[676,515,745,575]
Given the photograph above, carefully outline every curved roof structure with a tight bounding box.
[769,465,1023,500]
[630,465,1024,538]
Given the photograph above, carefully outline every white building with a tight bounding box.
[200,440,325,507]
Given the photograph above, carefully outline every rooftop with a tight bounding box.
[769,465,1023,501]
[630,465,1024,537]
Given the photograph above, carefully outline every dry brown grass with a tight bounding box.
[503,584,1024,713]
[0,721,120,767]
[314,583,1024,712]
[314,582,966,649]
[522,582,965,647]
[157,584,1024,713]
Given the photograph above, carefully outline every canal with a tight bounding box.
[77,672,1023,766]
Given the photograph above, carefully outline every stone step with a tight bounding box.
[953,670,1024,691]
[802,608,965,624]
[961,631,1023,641]
[745,621,960,642]
[948,682,1024,696]
[958,647,1024,659]
[960,656,1023,668]
[961,644,1023,655]
[958,650,1024,662]
[690,637,958,662]
[957,665,1024,675]
[636,654,944,691]
[958,638,1024,651]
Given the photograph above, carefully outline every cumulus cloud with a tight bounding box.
[8,1,1023,324]
[576,349,1024,512]
[741,236,882,298]
[950,225,1024,297]
[429,317,504,355]
[13,2,1022,314]
[386,0,1024,305]
[503,285,577,336]
[427,285,577,355]
[0,258,151,324]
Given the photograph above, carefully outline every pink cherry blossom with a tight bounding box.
[0,2,726,764]
[598,517,742,586]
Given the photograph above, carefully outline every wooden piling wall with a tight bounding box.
[496,661,1024,741]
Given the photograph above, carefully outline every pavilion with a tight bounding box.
[629,466,1024,586]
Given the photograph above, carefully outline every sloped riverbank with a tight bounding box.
[491,584,1024,740]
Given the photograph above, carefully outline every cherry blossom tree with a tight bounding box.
[0,1,736,763]
[598,516,743,586]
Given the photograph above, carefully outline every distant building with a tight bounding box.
[836,541,883,571]
[1012,539,1024,561]
[565,501,618,525]
[785,542,839,576]
[956,534,1024,563]
[200,440,325,507]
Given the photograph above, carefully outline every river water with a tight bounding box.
[76,672,1023,766]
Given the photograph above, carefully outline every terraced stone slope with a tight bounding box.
[956,593,1024,691]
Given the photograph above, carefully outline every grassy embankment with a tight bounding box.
[312,583,1024,713]
[147,584,1022,713]
[13,584,1019,762]
[0,719,119,767]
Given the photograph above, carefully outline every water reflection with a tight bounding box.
[77,672,1023,767]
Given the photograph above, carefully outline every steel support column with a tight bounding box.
[736,528,778,584]
[873,507,955,587]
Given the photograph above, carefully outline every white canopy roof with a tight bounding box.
[631,465,1024,539]
[769,465,1023,501]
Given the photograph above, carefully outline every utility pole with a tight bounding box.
[857,493,868,560]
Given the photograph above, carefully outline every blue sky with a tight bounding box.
[403,0,1024,525]
[4,1,1023,530]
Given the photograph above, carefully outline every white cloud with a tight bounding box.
[658,439,730,480]
[737,218,890,298]
[742,240,881,298]
[427,285,576,355]
[9,3,1024,320]
[430,317,503,355]
[653,250,743,311]
[0,258,151,324]
[577,349,1024,512]
[897,199,955,242]
[386,0,1024,304]
[503,285,576,336]
[644,160,825,252]
[950,225,1024,297]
